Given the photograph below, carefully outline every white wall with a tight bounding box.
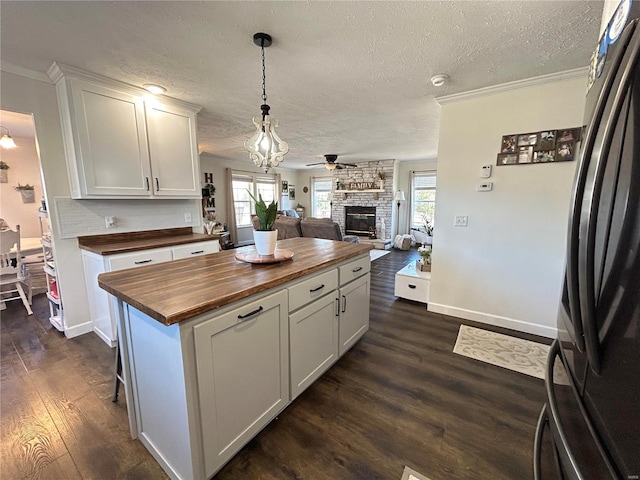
[0,135,43,237]
[430,75,587,338]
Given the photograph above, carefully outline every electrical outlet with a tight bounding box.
[105,216,116,228]
[454,215,468,227]
[184,212,192,224]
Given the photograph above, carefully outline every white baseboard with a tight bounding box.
[93,326,117,348]
[427,302,557,339]
[64,320,93,339]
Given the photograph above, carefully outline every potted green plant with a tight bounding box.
[0,161,9,183]
[15,183,36,203]
[248,191,278,255]
[417,245,432,272]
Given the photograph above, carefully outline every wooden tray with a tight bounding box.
[235,248,294,264]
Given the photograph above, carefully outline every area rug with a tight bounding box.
[401,466,432,480]
[453,325,568,384]
[370,249,390,261]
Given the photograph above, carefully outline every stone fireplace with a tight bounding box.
[345,206,376,237]
[331,159,394,241]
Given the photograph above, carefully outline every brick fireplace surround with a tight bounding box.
[330,159,394,241]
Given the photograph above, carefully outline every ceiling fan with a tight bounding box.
[306,154,357,170]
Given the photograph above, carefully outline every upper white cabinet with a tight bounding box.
[48,63,202,199]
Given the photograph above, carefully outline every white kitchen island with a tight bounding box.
[98,237,371,479]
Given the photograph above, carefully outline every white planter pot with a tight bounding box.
[253,229,278,255]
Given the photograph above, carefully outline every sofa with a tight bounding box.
[252,215,360,243]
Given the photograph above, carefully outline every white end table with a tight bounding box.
[394,261,430,304]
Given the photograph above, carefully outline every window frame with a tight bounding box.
[410,170,437,230]
[311,176,333,218]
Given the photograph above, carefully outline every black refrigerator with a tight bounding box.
[533,0,640,479]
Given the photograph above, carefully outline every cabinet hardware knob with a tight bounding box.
[352,266,363,273]
[309,284,325,293]
[155,178,160,191]
[134,259,153,265]
[238,305,263,320]
[408,284,416,289]
[335,298,340,316]
[341,295,347,313]
[145,177,150,191]
[191,250,204,255]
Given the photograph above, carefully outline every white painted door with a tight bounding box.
[194,290,289,477]
[338,273,370,356]
[289,293,339,399]
[70,78,152,196]
[145,101,200,197]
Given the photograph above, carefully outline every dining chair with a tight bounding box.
[0,225,34,315]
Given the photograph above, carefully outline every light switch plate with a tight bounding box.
[454,215,468,227]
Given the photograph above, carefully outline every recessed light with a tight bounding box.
[430,74,449,87]
[143,84,167,95]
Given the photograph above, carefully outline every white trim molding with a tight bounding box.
[436,67,589,105]
[427,302,557,339]
[1,61,52,83]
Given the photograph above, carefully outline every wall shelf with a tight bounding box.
[335,189,385,193]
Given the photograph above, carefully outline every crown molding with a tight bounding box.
[1,61,51,83]
[47,62,202,113]
[436,67,588,105]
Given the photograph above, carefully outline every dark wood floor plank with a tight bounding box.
[0,374,68,478]
[24,452,82,480]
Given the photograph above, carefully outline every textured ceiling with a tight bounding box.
[0,1,604,169]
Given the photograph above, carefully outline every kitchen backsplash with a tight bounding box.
[54,197,201,239]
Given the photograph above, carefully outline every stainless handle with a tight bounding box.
[309,284,325,293]
[190,250,204,255]
[579,25,640,375]
[237,305,263,321]
[565,21,638,354]
[532,405,547,480]
[155,177,160,191]
[341,295,346,313]
[145,177,150,191]
[134,259,153,265]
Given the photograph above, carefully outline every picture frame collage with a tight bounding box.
[497,127,582,166]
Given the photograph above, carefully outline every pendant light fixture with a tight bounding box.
[244,32,288,173]
[0,126,17,149]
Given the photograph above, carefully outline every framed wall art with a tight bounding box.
[497,127,582,166]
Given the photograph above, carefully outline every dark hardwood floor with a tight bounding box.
[1,248,548,479]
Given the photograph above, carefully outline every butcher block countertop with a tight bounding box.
[98,237,371,326]
[78,227,213,255]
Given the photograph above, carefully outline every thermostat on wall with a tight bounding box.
[481,165,492,178]
[477,182,493,192]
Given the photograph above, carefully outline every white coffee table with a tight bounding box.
[394,261,431,304]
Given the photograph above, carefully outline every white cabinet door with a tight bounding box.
[145,102,200,197]
[289,293,339,400]
[194,290,289,478]
[69,78,152,197]
[339,273,370,356]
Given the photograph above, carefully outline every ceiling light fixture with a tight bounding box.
[0,126,17,149]
[244,32,288,173]
[143,84,167,95]
[325,162,337,171]
[430,74,449,87]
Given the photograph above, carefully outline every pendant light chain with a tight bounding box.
[261,42,267,104]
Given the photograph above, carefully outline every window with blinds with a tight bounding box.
[312,177,333,218]
[232,172,278,227]
[411,171,437,228]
